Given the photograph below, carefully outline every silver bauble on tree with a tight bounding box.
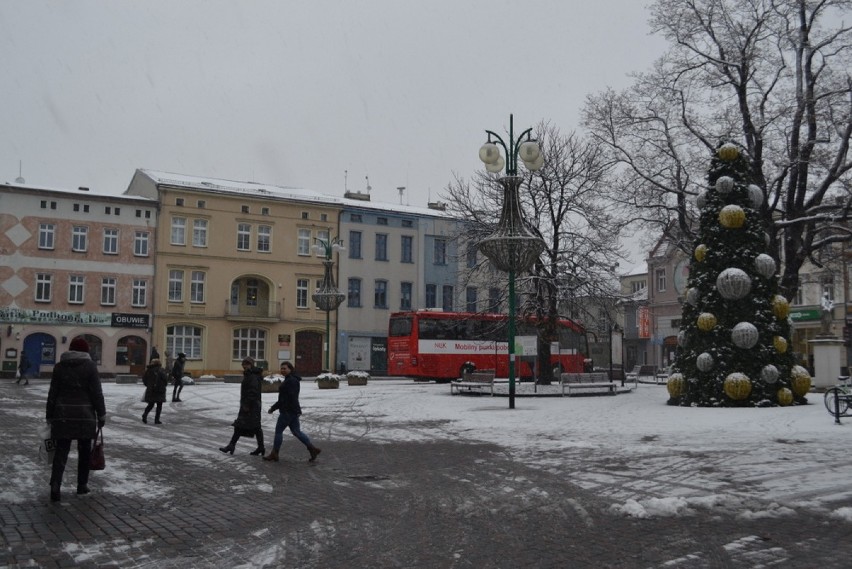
[686,287,699,306]
[754,254,776,278]
[761,364,779,384]
[715,176,735,194]
[748,184,763,208]
[731,322,759,349]
[716,268,752,300]
[696,352,714,372]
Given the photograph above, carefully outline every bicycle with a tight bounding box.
[824,376,852,420]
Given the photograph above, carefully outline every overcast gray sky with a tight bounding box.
[1,0,666,207]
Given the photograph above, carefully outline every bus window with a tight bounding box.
[389,317,413,337]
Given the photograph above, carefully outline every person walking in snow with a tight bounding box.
[16,352,30,385]
[171,352,187,402]
[219,357,265,456]
[263,361,321,463]
[141,358,168,424]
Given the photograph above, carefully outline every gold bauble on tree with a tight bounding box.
[697,313,717,331]
[718,143,740,161]
[694,244,707,262]
[773,336,788,353]
[667,373,685,398]
[777,387,794,406]
[719,205,746,229]
[771,295,790,319]
[724,373,752,400]
[790,365,812,397]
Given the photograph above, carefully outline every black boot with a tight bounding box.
[250,431,265,455]
[154,403,162,424]
[142,411,148,424]
[50,483,60,502]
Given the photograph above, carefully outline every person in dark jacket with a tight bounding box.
[219,357,265,455]
[171,352,187,402]
[16,352,30,385]
[45,338,106,502]
[142,359,168,424]
[263,361,321,462]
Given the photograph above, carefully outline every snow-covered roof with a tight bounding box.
[138,169,451,218]
[2,180,156,203]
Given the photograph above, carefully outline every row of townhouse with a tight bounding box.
[0,171,468,379]
[617,236,852,375]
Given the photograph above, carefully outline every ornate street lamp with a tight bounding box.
[312,237,345,372]
[477,114,546,409]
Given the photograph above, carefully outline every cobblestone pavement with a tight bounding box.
[1,380,851,568]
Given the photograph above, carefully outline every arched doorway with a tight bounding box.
[117,335,148,375]
[23,333,57,378]
[295,330,323,376]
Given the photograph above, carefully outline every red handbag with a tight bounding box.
[89,428,105,470]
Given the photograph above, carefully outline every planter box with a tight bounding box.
[347,377,368,386]
[317,379,339,389]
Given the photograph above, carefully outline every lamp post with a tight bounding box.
[312,237,345,372]
[477,114,546,409]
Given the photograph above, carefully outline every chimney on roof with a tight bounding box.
[427,201,446,211]
[78,187,90,192]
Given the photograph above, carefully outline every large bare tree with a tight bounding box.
[442,123,623,383]
[583,0,852,300]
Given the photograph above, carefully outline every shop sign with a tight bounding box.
[111,313,150,328]
[789,308,820,322]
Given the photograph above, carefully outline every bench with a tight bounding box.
[559,372,616,396]
[625,365,658,384]
[450,370,496,396]
[115,374,138,384]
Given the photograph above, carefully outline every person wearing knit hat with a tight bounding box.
[46,337,106,502]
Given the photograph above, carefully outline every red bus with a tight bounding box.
[387,310,588,382]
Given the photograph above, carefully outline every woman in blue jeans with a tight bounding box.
[263,361,321,462]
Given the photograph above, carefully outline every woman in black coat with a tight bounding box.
[142,359,168,424]
[219,357,265,456]
[45,338,106,502]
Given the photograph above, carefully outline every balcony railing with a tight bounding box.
[224,300,281,320]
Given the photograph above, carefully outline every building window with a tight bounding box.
[190,271,206,303]
[425,284,437,309]
[631,280,646,294]
[71,226,88,252]
[132,279,147,307]
[134,231,149,256]
[316,229,329,256]
[402,219,413,228]
[103,228,118,254]
[297,229,311,255]
[375,234,388,261]
[374,280,388,308]
[101,277,117,306]
[241,205,249,214]
[442,285,454,312]
[35,273,52,302]
[193,219,208,247]
[401,235,413,263]
[794,279,804,305]
[197,200,206,209]
[349,231,362,259]
[38,223,55,250]
[166,325,201,359]
[320,213,328,221]
[822,277,835,301]
[171,217,186,245]
[350,214,362,222]
[296,278,309,308]
[400,282,412,310]
[434,239,447,265]
[261,207,270,216]
[348,278,361,307]
[257,225,271,252]
[114,207,120,216]
[168,270,183,302]
[246,279,259,306]
[467,245,477,268]
[232,328,267,361]
[105,207,111,214]
[175,198,184,206]
[488,287,501,312]
[466,287,477,312]
[377,217,388,225]
[74,204,80,212]
[656,268,667,292]
[68,275,84,304]
[237,223,251,251]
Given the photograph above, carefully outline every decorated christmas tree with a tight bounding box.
[667,142,811,407]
